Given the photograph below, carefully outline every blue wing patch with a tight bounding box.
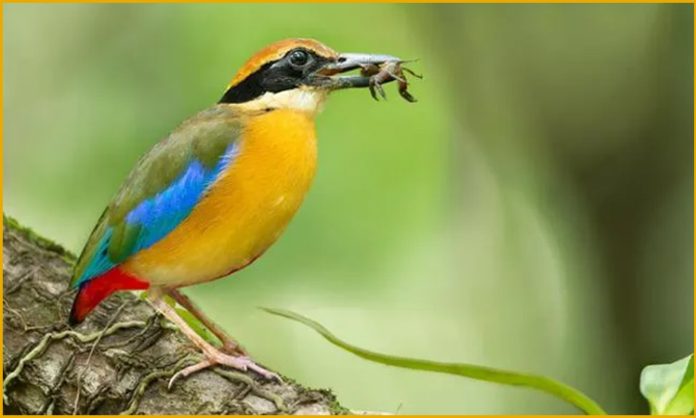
[77,228,116,287]
[74,142,239,287]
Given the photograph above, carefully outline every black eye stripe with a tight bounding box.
[220,50,334,104]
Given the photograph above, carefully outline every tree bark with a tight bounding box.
[2,216,346,415]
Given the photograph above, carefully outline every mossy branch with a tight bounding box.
[2,215,343,415]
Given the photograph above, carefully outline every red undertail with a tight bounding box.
[69,267,149,325]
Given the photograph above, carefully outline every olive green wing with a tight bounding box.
[70,105,243,288]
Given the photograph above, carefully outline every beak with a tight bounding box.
[323,53,402,74]
[308,52,403,90]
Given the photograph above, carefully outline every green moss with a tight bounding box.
[3,214,77,262]
[279,377,348,415]
[307,386,350,415]
[327,393,351,415]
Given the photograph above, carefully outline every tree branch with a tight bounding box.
[2,215,346,415]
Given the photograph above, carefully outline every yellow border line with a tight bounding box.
[1,0,695,3]
[1,2,5,416]
[0,2,693,417]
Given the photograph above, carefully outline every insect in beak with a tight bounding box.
[309,53,422,102]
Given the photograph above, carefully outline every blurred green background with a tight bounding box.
[3,4,693,414]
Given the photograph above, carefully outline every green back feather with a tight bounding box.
[71,105,245,287]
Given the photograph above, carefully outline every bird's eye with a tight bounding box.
[288,50,310,67]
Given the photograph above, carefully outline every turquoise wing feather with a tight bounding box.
[71,105,243,288]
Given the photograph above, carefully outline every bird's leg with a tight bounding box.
[146,293,280,389]
[166,288,247,356]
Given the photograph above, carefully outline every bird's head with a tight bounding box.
[220,38,402,114]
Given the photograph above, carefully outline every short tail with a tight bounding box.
[69,267,149,325]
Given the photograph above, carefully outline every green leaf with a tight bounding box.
[640,354,694,415]
[141,292,219,346]
[262,307,607,415]
[176,307,220,347]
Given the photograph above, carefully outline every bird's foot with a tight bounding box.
[168,349,281,390]
[221,340,248,356]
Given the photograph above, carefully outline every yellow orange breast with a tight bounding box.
[123,109,317,287]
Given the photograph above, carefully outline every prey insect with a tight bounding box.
[360,60,422,102]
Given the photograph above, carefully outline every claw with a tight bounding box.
[370,81,386,100]
[369,84,379,101]
[378,85,387,100]
[401,67,423,79]
[169,358,214,390]
[384,70,407,83]
[364,60,419,102]
[399,87,417,103]
[168,351,281,390]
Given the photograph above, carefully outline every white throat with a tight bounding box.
[239,87,327,115]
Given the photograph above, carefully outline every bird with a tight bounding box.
[68,38,411,385]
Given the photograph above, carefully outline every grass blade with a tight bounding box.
[262,307,607,415]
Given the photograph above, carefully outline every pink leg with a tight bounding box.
[166,288,246,355]
[147,293,280,389]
